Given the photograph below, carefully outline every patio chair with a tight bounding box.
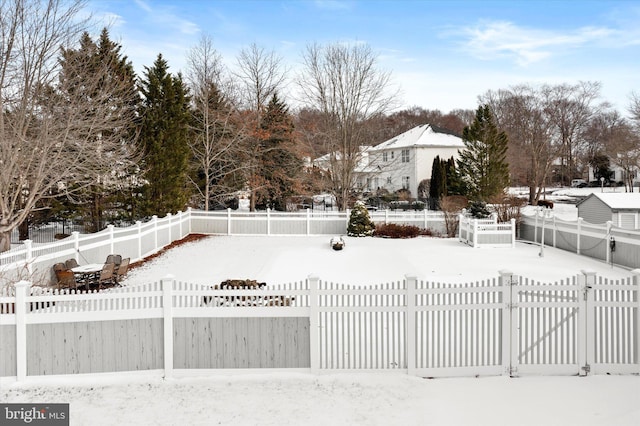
[114,257,130,284]
[93,262,115,290]
[65,258,79,269]
[55,268,77,290]
[106,254,122,268]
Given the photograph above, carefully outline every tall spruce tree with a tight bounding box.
[457,105,510,201]
[58,28,140,231]
[429,155,446,209]
[255,94,301,211]
[138,55,191,217]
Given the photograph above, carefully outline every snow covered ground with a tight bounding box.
[3,232,639,426]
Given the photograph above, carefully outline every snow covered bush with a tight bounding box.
[347,201,375,237]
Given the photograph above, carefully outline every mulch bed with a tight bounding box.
[128,233,211,271]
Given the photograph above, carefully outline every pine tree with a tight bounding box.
[138,55,191,217]
[457,105,510,201]
[347,201,375,237]
[58,28,139,230]
[255,94,301,211]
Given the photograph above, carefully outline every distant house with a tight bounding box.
[363,124,464,198]
[587,158,640,188]
[576,193,640,229]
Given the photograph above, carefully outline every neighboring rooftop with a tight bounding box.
[372,124,464,150]
[577,192,640,210]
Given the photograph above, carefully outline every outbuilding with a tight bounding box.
[576,192,640,229]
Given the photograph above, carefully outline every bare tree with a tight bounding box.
[542,81,604,185]
[185,35,247,210]
[481,85,555,204]
[0,0,138,252]
[233,43,288,211]
[629,91,640,123]
[296,42,398,210]
[604,119,640,192]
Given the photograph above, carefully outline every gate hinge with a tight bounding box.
[509,366,518,377]
[581,363,591,375]
[506,302,518,310]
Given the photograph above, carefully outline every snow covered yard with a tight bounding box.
[2,234,638,425]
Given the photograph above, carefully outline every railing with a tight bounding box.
[1,209,445,287]
[458,215,516,248]
[520,210,640,270]
[1,270,638,382]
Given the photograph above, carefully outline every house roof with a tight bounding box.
[577,192,640,210]
[371,124,464,150]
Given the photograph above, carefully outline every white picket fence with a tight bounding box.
[1,208,445,287]
[458,215,516,248]
[1,270,638,381]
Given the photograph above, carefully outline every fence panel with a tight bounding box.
[414,278,504,377]
[591,275,638,374]
[514,276,581,375]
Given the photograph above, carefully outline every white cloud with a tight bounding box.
[133,0,200,35]
[453,20,619,66]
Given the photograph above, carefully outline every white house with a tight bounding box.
[362,124,465,198]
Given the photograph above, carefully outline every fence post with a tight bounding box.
[176,211,183,238]
[406,276,417,375]
[423,210,428,230]
[606,221,613,264]
[14,280,30,382]
[72,231,80,263]
[308,275,320,373]
[267,208,271,236]
[633,269,640,375]
[499,270,517,377]
[384,209,388,225]
[136,221,142,259]
[227,208,232,235]
[577,217,583,255]
[534,210,538,243]
[162,275,174,378]
[346,209,351,229]
[166,213,172,243]
[108,224,115,255]
[578,270,596,376]
[510,218,516,248]
[472,219,478,248]
[152,215,158,252]
[186,207,192,235]
[23,240,33,276]
[552,215,557,248]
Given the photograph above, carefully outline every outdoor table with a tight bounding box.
[70,263,103,285]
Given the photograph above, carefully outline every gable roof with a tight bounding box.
[371,124,464,150]
[576,192,640,210]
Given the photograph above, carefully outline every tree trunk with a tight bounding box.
[18,219,29,241]
[0,231,11,252]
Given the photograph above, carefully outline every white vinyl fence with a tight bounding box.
[1,270,638,382]
[1,209,445,287]
[458,215,516,248]
[520,210,640,270]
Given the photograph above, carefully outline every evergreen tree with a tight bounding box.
[255,94,301,211]
[457,105,510,201]
[138,55,191,217]
[429,156,446,209]
[58,28,140,231]
[347,201,375,237]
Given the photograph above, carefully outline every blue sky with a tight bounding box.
[89,0,640,114]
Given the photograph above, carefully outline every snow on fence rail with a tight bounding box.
[458,215,516,248]
[1,270,638,382]
[1,209,444,286]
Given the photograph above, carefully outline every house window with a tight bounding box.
[391,151,395,159]
[366,177,371,190]
[386,177,392,185]
[401,149,409,163]
[383,152,388,162]
[402,176,410,190]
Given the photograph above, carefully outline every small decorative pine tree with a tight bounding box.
[468,200,492,219]
[347,201,375,237]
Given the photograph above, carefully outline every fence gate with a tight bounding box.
[507,272,639,376]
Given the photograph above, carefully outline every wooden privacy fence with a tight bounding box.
[1,270,638,382]
[458,215,516,248]
[1,209,445,286]
[520,211,640,270]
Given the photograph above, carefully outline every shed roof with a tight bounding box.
[576,192,640,210]
[371,124,464,150]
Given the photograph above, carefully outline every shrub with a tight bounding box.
[374,223,433,238]
[347,201,375,237]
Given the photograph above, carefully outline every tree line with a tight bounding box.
[1,0,639,252]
